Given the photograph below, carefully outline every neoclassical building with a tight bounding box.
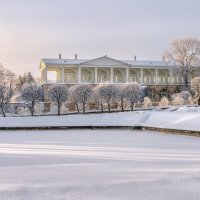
[39,55,185,101]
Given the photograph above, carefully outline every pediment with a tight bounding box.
[80,56,128,67]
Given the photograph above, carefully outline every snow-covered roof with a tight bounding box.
[42,58,89,65]
[122,60,174,67]
[41,56,174,68]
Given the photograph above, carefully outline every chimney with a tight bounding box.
[59,53,62,59]
[75,54,77,60]
[134,55,137,61]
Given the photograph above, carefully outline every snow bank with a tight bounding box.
[0,112,145,128]
[143,111,200,132]
[0,111,200,132]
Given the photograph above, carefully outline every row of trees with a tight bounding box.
[21,83,144,116]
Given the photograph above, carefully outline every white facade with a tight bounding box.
[39,55,183,85]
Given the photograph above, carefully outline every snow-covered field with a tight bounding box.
[0,130,200,200]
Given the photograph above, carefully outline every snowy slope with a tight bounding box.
[143,111,200,132]
[0,110,200,132]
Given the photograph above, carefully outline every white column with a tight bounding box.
[140,68,143,84]
[170,69,173,84]
[155,68,158,84]
[78,66,81,83]
[95,67,98,84]
[110,68,113,83]
[62,66,64,83]
[45,67,47,84]
[126,68,129,83]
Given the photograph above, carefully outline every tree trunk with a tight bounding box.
[57,104,60,115]
[184,70,189,91]
[121,97,124,112]
[0,105,6,117]
[31,102,35,116]
[100,103,103,112]
[82,102,85,113]
[198,97,200,106]
[76,104,79,113]
[131,102,134,111]
[108,103,111,113]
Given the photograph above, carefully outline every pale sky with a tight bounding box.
[0,0,200,76]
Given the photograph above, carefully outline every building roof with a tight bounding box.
[41,56,174,68]
[42,58,88,65]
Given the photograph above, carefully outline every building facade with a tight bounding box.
[39,55,185,101]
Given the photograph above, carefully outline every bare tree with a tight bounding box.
[22,84,44,116]
[48,85,69,115]
[0,64,15,117]
[164,38,200,90]
[95,84,118,112]
[0,84,13,117]
[0,64,15,85]
[69,85,92,113]
[124,83,144,111]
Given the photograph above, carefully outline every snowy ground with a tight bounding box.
[0,130,200,200]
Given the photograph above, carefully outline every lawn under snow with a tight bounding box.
[0,130,200,200]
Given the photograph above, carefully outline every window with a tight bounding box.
[159,89,169,99]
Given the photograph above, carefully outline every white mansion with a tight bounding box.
[39,55,184,100]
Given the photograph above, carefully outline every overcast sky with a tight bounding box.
[0,0,200,76]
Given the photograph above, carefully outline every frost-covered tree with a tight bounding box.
[117,85,126,111]
[69,85,92,113]
[159,96,169,107]
[164,38,200,90]
[22,84,44,116]
[93,87,104,112]
[0,84,13,117]
[179,91,191,104]
[172,91,191,105]
[143,96,152,108]
[95,84,118,112]
[172,95,184,106]
[124,83,144,111]
[69,86,80,113]
[48,85,69,115]
[191,77,200,98]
